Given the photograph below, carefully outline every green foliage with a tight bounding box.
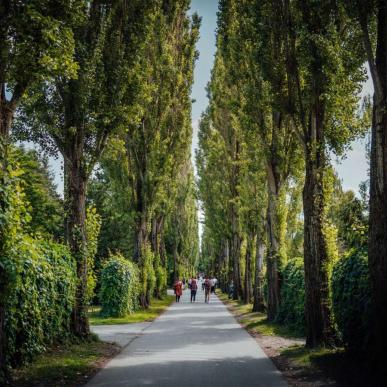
[6,237,76,366]
[1,0,81,103]
[154,254,167,298]
[99,254,140,317]
[14,146,63,238]
[331,250,371,351]
[139,244,156,300]
[85,207,101,304]
[277,258,305,335]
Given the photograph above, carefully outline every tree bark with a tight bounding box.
[253,232,265,312]
[303,108,335,348]
[266,162,281,320]
[231,206,242,300]
[244,235,253,304]
[0,84,15,137]
[158,217,167,267]
[367,0,387,374]
[64,150,89,337]
[151,217,158,256]
[173,242,179,282]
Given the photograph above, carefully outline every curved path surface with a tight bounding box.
[88,289,287,387]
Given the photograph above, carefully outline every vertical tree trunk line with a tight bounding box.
[253,232,265,312]
[231,206,242,300]
[366,0,387,372]
[64,147,89,337]
[266,163,281,321]
[173,242,179,282]
[243,234,254,304]
[302,108,335,348]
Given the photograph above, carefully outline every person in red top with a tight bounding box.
[190,277,198,302]
[173,279,183,303]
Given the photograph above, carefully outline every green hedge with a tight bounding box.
[331,250,371,351]
[99,253,140,317]
[6,237,76,366]
[277,258,305,335]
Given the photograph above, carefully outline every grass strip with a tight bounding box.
[11,338,118,387]
[217,291,303,339]
[88,295,175,325]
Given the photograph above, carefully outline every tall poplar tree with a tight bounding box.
[0,1,80,377]
[282,0,365,346]
[343,0,387,373]
[14,0,155,336]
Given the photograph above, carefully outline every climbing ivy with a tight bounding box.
[276,258,305,335]
[332,250,372,351]
[6,238,75,366]
[99,254,140,317]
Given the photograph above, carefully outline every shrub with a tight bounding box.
[331,250,371,351]
[99,253,140,317]
[277,258,305,335]
[6,237,76,366]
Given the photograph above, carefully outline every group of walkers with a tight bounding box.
[173,275,217,303]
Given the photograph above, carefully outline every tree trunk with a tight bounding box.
[221,239,230,292]
[151,217,158,255]
[266,163,281,321]
[231,206,242,300]
[253,232,265,312]
[303,110,335,348]
[368,1,387,374]
[244,235,253,304]
[65,152,89,337]
[0,85,15,137]
[152,216,166,299]
[173,242,179,282]
[158,218,167,267]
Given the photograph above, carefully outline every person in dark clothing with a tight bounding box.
[190,277,198,302]
[204,276,212,303]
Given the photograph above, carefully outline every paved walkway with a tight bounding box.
[91,322,151,348]
[88,289,287,387]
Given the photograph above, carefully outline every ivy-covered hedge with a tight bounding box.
[99,253,140,317]
[331,250,371,351]
[139,244,156,306]
[6,237,76,366]
[276,258,305,335]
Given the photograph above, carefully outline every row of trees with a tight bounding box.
[0,0,199,381]
[197,0,386,376]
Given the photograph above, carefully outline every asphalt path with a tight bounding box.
[88,287,287,387]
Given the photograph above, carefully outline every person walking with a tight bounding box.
[204,276,212,303]
[174,278,183,303]
[212,277,218,294]
[228,280,234,299]
[190,277,198,302]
